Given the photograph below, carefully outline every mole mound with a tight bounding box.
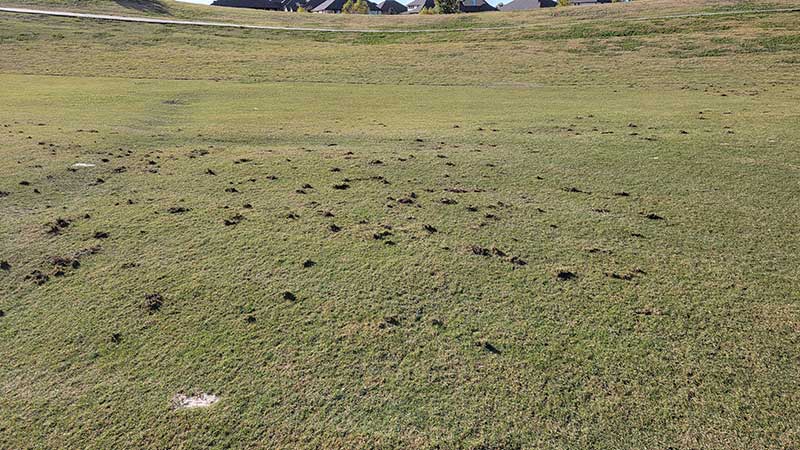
[556,271,576,281]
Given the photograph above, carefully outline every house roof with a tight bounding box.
[211,0,285,10]
[303,0,328,9]
[377,0,408,13]
[406,0,435,13]
[459,0,497,12]
[281,0,306,10]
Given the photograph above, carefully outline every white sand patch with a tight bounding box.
[172,393,219,410]
[71,163,96,168]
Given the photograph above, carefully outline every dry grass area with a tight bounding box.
[1,0,799,448]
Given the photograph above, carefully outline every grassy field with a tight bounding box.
[4,0,800,30]
[1,0,799,448]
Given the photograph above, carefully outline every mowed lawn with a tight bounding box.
[1,2,800,449]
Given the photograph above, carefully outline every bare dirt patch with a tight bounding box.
[171,393,219,410]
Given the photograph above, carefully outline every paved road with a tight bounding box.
[1,5,798,34]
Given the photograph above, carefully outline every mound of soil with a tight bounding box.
[143,293,163,312]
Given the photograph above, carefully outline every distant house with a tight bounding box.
[378,0,408,14]
[311,0,381,13]
[302,0,328,10]
[405,0,434,13]
[499,0,555,11]
[407,0,497,13]
[282,0,309,10]
[459,0,497,12]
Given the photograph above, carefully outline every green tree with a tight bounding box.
[342,0,369,13]
[557,0,570,5]
[434,0,459,13]
[353,0,369,13]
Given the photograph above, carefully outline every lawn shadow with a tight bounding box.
[114,0,171,15]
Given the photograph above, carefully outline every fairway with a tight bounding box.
[1,1,799,448]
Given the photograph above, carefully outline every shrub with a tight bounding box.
[353,0,369,13]
[342,0,369,13]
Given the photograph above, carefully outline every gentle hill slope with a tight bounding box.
[4,0,800,30]
[1,1,799,448]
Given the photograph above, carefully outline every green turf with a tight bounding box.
[1,1,799,448]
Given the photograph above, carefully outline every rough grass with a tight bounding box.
[1,1,799,448]
[1,10,799,88]
[4,0,800,30]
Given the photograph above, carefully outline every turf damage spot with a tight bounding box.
[223,214,245,226]
[471,245,491,257]
[563,187,590,194]
[397,197,415,205]
[172,393,219,410]
[556,270,577,281]
[477,340,501,354]
[143,293,164,313]
[46,218,71,236]
[373,230,393,240]
[510,256,527,266]
[606,268,646,281]
[25,270,49,286]
[50,255,80,269]
[379,316,400,328]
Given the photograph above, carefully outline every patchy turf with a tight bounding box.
[1,0,799,448]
